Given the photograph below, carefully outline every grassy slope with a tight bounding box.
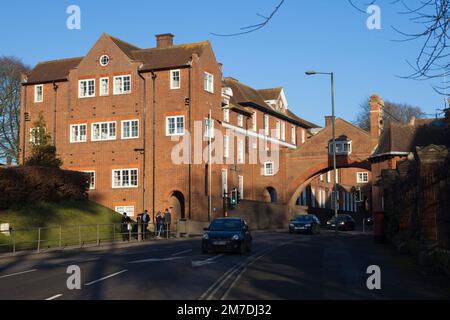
[0,200,123,252]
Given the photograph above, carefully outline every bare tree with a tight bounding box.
[0,56,29,164]
[354,96,426,130]
[349,0,449,95]
[211,0,285,37]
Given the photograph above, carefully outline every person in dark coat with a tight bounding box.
[141,210,150,240]
[164,208,172,238]
[121,213,131,241]
[156,211,163,238]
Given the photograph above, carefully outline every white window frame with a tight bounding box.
[113,75,131,95]
[302,129,306,144]
[121,119,139,140]
[252,112,257,131]
[357,172,369,184]
[223,108,230,123]
[83,171,96,190]
[166,116,185,136]
[100,77,109,96]
[29,127,43,145]
[237,114,244,128]
[275,121,281,140]
[203,72,214,93]
[264,162,275,176]
[238,175,244,200]
[99,55,110,67]
[112,168,139,189]
[70,124,87,143]
[78,79,95,98]
[292,126,296,145]
[204,118,214,139]
[264,115,270,136]
[170,69,181,89]
[224,135,230,158]
[281,121,286,141]
[91,121,117,141]
[222,169,228,196]
[115,206,135,218]
[327,171,331,183]
[237,139,245,164]
[34,85,43,103]
[329,141,352,155]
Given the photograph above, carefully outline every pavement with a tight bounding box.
[0,228,449,300]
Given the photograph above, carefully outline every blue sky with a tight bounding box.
[0,0,447,127]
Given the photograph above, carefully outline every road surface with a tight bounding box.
[0,229,448,300]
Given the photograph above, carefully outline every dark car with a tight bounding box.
[202,218,252,254]
[289,215,321,234]
[326,214,356,231]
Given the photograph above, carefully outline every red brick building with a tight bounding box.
[19,33,318,223]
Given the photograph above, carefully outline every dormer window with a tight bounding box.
[329,140,352,155]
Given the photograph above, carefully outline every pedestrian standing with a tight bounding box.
[142,210,150,240]
[121,213,131,241]
[164,208,172,238]
[156,211,163,238]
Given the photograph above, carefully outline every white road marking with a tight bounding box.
[191,254,224,268]
[0,269,37,279]
[84,269,128,286]
[45,294,63,300]
[128,257,184,264]
[171,249,193,256]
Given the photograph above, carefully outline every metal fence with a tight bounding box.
[0,222,176,254]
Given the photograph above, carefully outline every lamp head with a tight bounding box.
[305,71,317,76]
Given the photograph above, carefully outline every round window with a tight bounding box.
[99,55,110,67]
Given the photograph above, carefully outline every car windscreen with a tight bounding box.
[209,220,242,231]
[294,216,314,222]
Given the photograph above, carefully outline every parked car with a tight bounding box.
[289,215,321,234]
[326,214,356,231]
[202,218,252,254]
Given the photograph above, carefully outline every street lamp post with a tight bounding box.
[305,71,339,235]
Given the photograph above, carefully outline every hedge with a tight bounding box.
[0,166,89,209]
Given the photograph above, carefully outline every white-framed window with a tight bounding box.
[78,79,95,98]
[336,169,340,184]
[166,116,185,136]
[92,121,116,141]
[320,174,324,182]
[29,128,43,145]
[113,75,131,95]
[115,206,135,218]
[237,139,245,164]
[100,77,109,96]
[222,169,228,196]
[252,112,257,131]
[357,172,369,184]
[302,129,306,144]
[112,169,138,188]
[34,85,43,103]
[264,162,274,176]
[238,175,244,200]
[70,124,87,143]
[281,121,285,141]
[237,114,244,128]
[99,55,110,67]
[275,121,281,139]
[204,118,214,138]
[292,126,296,145]
[170,69,181,89]
[83,171,95,190]
[327,171,331,183]
[203,72,214,93]
[264,114,269,136]
[224,135,230,158]
[121,120,139,139]
[329,141,352,155]
[223,108,230,123]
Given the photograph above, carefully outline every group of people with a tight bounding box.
[120,209,171,241]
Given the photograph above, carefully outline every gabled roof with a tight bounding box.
[258,88,282,101]
[223,77,319,129]
[25,34,211,84]
[26,57,83,85]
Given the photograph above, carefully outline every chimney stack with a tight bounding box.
[369,95,384,150]
[325,116,333,127]
[156,33,174,48]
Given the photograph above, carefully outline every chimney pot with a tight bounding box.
[155,33,174,48]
